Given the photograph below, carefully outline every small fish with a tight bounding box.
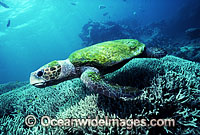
[71,2,77,6]
[103,12,108,16]
[99,5,106,9]
[7,20,10,27]
[0,1,9,8]
[133,11,137,15]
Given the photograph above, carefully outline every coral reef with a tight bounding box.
[79,20,173,54]
[0,55,200,134]
[0,78,88,118]
[0,81,28,95]
[79,20,134,46]
[57,56,200,135]
[132,21,174,56]
[172,38,200,63]
[79,20,200,63]
[185,28,200,39]
[0,78,90,134]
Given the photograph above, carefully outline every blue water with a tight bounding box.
[0,0,198,83]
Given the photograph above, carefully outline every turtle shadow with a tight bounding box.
[96,94,147,118]
[97,59,165,117]
[105,60,165,90]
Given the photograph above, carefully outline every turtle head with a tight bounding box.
[30,59,76,87]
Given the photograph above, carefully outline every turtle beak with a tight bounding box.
[30,72,46,87]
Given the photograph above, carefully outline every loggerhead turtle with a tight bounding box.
[30,39,167,100]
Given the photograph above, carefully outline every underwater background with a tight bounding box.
[0,0,200,134]
[0,0,199,83]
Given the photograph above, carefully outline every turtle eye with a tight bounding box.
[37,71,44,77]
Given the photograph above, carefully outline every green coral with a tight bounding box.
[69,39,145,67]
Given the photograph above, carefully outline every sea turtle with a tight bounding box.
[30,39,166,100]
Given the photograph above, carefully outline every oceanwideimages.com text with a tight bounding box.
[25,115,175,129]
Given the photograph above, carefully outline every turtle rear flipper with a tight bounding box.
[80,67,143,100]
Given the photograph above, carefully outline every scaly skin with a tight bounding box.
[30,39,166,100]
[80,67,143,100]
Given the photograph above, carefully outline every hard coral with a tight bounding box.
[0,56,199,134]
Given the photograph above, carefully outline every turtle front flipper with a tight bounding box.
[80,67,143,100]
